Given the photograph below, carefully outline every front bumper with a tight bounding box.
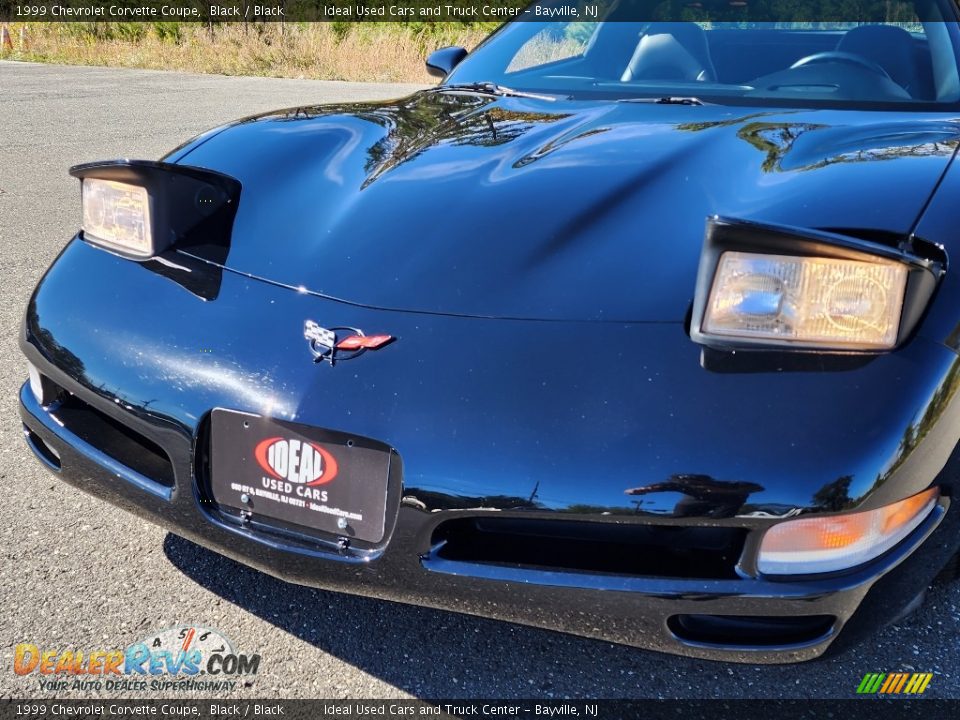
[18,239,960,663]
[18,376,959,663]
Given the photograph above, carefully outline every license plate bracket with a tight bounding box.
[209,409,392,544]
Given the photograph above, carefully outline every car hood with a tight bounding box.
[171,91,960,322]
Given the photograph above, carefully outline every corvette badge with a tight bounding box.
[304,320,395,366]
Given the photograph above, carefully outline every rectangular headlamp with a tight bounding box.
[81,178,153,257]
[691,218,942,353]
[70,160,241,260]
[703,251,907,350]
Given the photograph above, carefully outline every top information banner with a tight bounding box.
[0,0,950,23]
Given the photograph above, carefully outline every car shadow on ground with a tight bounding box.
[161,533,954,699]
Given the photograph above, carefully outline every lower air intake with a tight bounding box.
[430,516,746,579]
[668,614,836,648]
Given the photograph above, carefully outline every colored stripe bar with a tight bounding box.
[866,673,886,694]
[879,674,899,693]
[858,672,932,694]
[892,674,909,693]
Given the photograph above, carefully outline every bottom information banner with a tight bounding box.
[1,700,957,720]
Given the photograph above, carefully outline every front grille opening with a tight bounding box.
[52,392,175,488]
[430,517,747,579]
[24,425,61,471]
[668,614,836,648]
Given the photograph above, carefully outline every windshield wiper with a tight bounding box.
[619,96,708,106]
[431,82,557,102]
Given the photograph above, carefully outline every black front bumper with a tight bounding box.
[19,237,960,663]
[18,374,959,664]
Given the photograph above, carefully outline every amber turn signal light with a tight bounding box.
[757,487,939,575]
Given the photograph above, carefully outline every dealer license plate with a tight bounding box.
[209,409,391,544]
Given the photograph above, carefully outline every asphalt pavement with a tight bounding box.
[0,61,958,701]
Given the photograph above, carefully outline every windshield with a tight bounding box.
[447,0,960,109]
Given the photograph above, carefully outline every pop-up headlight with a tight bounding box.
[70,160,241,259]
[691,218,942,352]
[81,178,153,257]
[703,251,907,350]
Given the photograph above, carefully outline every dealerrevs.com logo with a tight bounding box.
[13,626,260,692]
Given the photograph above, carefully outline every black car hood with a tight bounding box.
[172,92,960,322]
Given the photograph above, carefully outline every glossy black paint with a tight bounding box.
[18,66,960,660]
[24,238,960,518]
[425,46,468,78]
[162,92,960,323]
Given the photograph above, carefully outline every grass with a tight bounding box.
[0,22,491,83]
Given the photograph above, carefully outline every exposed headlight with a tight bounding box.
[70,160,242,261]
[703,252,907,350]
[81,178,153,257]
[757,487,939,575]
[691,218,943,353]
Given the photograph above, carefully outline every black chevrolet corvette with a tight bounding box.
[19,1,960,663]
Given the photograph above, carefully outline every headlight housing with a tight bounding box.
[757,487,939,575]
[70,160,241,260]
[81,178,154,257]
[691,218,943,352]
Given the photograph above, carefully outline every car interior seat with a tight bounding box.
[836,24,922,96]
[621,23,718,83]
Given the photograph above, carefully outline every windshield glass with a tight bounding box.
[447,0,960,108]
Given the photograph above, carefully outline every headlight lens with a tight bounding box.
[702,251,908,350]
[757,487,938,575]
[81,178,153,257]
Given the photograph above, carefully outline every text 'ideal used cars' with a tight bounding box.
[19,0,960,662]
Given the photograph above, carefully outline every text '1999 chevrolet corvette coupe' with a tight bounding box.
[19,1,960,662]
